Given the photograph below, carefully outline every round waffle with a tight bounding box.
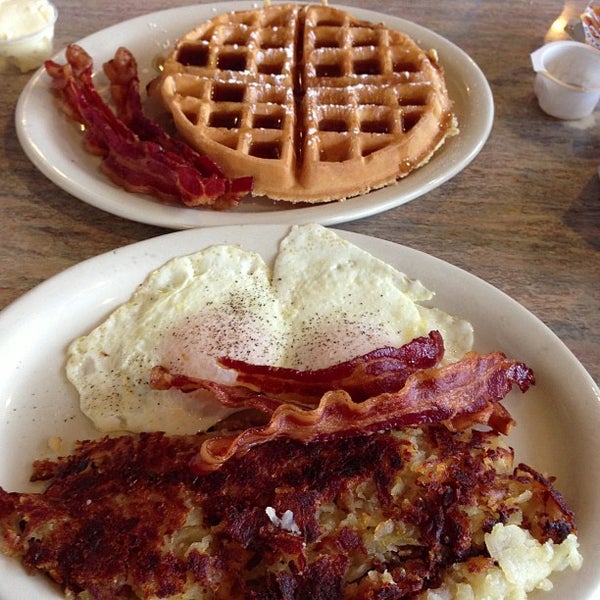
[158,3,458,203]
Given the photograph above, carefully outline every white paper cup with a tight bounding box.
[531,41,600,120]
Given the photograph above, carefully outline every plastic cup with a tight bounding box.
[0,2,58,73]
[530,40,600,120]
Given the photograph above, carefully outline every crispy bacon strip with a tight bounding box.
[102,47,253,207]
[218,331,445,402]
[150,367,294,413]
[45,46,132,155]
[103,47,223,176]
[151,332,444,411]
[44,45,252,209]
[187,351,534,474]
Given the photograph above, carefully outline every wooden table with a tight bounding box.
[1,0,598,386]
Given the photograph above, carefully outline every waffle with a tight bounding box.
[157,3,458,203]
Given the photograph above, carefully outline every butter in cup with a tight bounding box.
[0,0,58,73]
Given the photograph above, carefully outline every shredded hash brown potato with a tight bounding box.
[0,424,581,599]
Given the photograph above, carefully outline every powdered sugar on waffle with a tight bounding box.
[156,3,458,203]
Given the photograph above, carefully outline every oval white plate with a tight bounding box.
[15,3,493,229]
[0,224,598,599]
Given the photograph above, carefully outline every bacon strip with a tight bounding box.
[219,330,445,402]
[188,351,534,474]
[151,332,444,411]
[45,45,252,209]
[45,46,132,155]
[103,47,223,176]
[150,366,295,413]
[102,47,253,206]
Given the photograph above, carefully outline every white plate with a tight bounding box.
[0,225,598,599]
[15,3,493,230]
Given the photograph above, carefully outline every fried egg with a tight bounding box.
[66,224,473,434]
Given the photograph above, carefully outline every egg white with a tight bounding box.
[66,224,473,435]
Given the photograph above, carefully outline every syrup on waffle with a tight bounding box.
[158,3,458,203]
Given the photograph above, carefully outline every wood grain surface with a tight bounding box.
[0,0,598,384]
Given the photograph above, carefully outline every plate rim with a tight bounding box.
[15,2,494,229]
